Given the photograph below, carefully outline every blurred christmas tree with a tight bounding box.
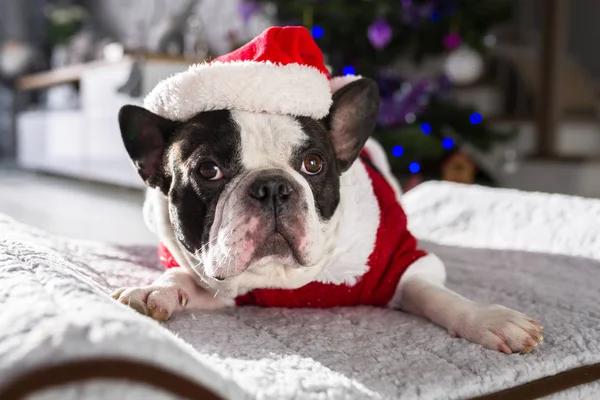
[248,0,515,186]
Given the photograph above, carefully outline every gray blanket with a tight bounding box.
[1,182,599,399]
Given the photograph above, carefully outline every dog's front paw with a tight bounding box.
[111,285,187,321]
[450,303,544,354]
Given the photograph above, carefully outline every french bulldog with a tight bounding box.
[112,76,543,355]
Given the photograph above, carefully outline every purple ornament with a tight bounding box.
[368,18,393,50]
[377,79,433,127]
[238,0,261,24]
[443,32,462,49]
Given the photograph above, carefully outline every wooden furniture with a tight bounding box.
[537,0,568,159]
[16,53,203,91]
[17,61,108,91]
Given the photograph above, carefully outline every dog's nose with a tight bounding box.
[249,175,293,206]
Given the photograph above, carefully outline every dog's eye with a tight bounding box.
[301,154,323,175]
[198,162,223,180]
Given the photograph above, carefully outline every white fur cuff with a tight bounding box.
[144,61,333,121]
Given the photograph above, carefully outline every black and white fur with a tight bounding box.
[113,78,543,354]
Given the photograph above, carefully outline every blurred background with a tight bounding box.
[0,0,597,242]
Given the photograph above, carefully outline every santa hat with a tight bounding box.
[145,26,358,121]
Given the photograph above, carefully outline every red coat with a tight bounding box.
[158,151,426,308]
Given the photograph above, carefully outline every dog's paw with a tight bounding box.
[111,285,188,321]
[449,303,544,354]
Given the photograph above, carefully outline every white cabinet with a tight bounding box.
[80,61,143,187]
[17,110,85,178]
[17,111,47,170]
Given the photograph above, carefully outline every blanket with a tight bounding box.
[1,182,599,400]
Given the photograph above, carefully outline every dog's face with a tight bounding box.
[119,78,379,284]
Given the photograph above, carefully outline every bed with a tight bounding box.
[0,181,599,400]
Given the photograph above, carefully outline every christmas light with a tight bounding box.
[311,26,324,39]
[470,112,482,124]
[430,11,441,23]
[342,65,355,75]
[420,122,431,134]
[442,138,454,149]
[392,145,404,157]
[409,162,420,173]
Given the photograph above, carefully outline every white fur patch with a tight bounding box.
[232,111,308,170]
[314,160,380,285]
[143,61,332,121]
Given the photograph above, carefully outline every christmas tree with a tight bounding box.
[249,0,514,186]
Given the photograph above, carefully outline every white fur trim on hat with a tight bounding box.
[144,61,333,121]
[330,75,362,93]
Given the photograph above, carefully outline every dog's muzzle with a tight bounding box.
[203,168,315,281]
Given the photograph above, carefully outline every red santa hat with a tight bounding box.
[145,26,348,121]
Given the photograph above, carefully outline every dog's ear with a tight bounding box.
[118,105,180,190]
[326,78,379,172]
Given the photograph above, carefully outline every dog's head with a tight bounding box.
[119,78,378,285]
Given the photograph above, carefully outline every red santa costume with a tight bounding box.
[147,26,431,309]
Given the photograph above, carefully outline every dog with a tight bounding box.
[112,26,543,354]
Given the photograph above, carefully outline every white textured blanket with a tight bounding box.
[1,182,599,400]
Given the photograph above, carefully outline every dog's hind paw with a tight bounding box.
[449,303,544,354]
